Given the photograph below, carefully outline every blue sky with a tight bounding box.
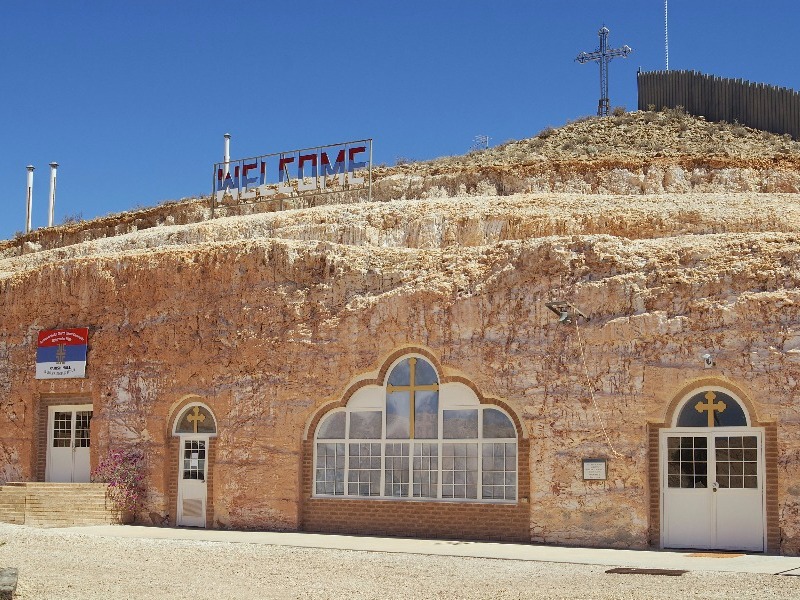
[1,1,797,241]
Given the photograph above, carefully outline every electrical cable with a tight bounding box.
[574,317,626,458]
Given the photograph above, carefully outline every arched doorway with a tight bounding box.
[660,386,765,551]
[172,403,217,527]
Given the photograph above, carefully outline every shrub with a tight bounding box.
[731,125,748,138]
[538,126,556,139]
[91,448,146,514]
[611,106,626,117]
[60,212,83,225]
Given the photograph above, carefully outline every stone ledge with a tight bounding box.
[0,568,17,600]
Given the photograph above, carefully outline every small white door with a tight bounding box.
[662,429,764,551]
[177,437,208,527]
[46,405,92,483]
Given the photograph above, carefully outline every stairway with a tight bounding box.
[0,482,130,527]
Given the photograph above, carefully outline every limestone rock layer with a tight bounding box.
[1,120,800,551]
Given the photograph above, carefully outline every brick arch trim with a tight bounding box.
[169,400,219,437]
[660,376,769,428]
[165,394,221,438]
[304,346,527,441]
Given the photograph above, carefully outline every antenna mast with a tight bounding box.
[665,0,669,70]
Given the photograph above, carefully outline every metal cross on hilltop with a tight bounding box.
[575,26,632,117]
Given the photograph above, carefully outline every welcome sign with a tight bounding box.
[212,139,372,210]
[36,328,89,379]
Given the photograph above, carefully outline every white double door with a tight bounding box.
[46,405,93,483]
[661,428,765,551]
[177,436,209,527]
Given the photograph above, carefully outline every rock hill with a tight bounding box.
[1,109,799,550]
[3,108,800,259]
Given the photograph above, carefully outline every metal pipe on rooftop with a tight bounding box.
[25,165,35,233]
[224,133,231,177]
[48,162,59,228]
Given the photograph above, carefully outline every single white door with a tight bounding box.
[177,437,208,527]
[662,430,764,551]
[46,405,92,483]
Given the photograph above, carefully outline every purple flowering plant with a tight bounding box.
[91,448,146,514]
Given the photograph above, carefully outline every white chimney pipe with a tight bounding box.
[25,165,35,233]
[223,133,231,177]
[48,162,58,227]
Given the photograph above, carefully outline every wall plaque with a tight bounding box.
[583,458,607,481]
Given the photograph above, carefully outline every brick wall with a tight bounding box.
[300,437,531,543]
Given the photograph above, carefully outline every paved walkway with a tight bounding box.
[59,525,800,576]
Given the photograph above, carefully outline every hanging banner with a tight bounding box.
[211,139,372,212]
[36,328,89,379]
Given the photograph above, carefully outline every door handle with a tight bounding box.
[712,482,719,492]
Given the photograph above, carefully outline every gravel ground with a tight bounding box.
[1,524,798,600]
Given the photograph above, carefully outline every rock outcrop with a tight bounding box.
[1,110,799,551]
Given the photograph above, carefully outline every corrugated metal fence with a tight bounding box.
[637,70,800,140]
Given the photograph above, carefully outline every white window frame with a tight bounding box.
[313,356,518,504]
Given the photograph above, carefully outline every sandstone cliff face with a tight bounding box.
[2,109,800,550]
[1,190,799,550]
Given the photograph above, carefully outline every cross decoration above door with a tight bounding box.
[695,391,727,427]
[187,406,206,433]
[386,357,439,437]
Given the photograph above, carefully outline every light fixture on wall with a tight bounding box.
[702,353,715,369]
[545,301,590,325]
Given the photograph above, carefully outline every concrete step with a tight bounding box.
[0,482,128,527]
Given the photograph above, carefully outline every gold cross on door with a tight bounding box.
[695,391,727,427]
[386,357,439,437]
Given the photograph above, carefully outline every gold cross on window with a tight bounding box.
[386,357,439,437]
[187,406,206,433]
[695,391,727,427]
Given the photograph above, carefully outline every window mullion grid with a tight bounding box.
[380,416,387,499]
[436,440,443,500]
[477,408,484,500]
[407,441,414,499]
[316,376,518,503]
[344,411,351,497]
[70,410,77,448]
[437,406,444,500]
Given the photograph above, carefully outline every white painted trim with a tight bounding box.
[45,403,93,483]
[659,426,766,551]
[176,434,210,528]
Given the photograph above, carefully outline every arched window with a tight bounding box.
[675,390,748,428]
[174,404,217,435]
[314,356,518,502]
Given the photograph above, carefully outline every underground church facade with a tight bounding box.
[0,197,799,554]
